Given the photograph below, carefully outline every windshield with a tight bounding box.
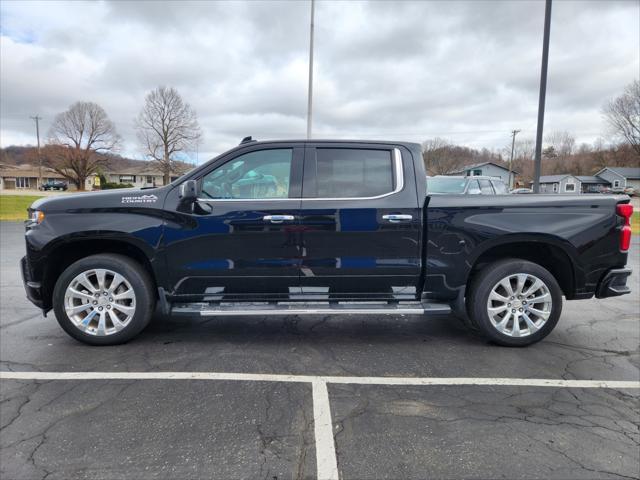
[427,177,467,194]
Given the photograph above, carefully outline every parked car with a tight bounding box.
[427,175,508,194]
[40,180,68,191]
[22,139,633,347]
[511,188,533,194]
[602,186,633,195]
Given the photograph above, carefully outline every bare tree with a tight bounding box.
[514,138,535,161]
[47,101,119,190]
[603,79,640,155]
[545,131,575,158]
[422,138,466,175]
[135,86,201,184]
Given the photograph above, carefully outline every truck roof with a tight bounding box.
[237,138,422,149]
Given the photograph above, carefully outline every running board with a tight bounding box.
[171,302,451,317]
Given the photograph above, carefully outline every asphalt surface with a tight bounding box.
[1,220,638,479]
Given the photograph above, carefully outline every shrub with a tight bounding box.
[101,182,134,190]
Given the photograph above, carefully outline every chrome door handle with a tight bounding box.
[382,214,413,223]
[263,215,295,223]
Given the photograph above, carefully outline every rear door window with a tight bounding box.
[313,148,394,198]
[478,179,495,194]
[492,180,507,194]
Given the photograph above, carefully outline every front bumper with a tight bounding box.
[595,268,632,298]
[20,256,45,309]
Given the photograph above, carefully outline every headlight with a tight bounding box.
[30,210,45,224]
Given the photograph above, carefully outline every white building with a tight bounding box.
[448,162,518,187]
[99,168,167,188]
[0,164,191,191]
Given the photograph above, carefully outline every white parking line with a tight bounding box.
[2,371,638,480]
[1,371,639,389]
[312,380,340,480]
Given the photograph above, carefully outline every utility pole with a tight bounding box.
[30,115,42,188]
[533,0,552,193]
[508,129,521,189]
[306,0,315,139]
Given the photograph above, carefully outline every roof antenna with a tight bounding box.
[240,136,256,145]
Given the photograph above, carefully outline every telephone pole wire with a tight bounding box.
[306,0,315,139]
[508,129,521,189]
[30,115,43,188]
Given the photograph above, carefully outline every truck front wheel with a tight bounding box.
[467,259,563,347]
[52,254,155,345]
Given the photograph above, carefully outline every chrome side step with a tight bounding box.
[171,302,451,317]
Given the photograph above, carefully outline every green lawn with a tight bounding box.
[0,195,43,221]
[632,212,639,235]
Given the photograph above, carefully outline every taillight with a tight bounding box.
[616,203,633,251]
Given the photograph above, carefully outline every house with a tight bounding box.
[575,176,610,193]
[536,175,581,194]
[1,163,193,191]
[0,164,67,191]
[536,174,609,194]
[99,167,166,188]
[595,167,640,191]
[447,162,518,187]
[535,167,640,194]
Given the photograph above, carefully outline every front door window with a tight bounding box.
[201,149,293,199]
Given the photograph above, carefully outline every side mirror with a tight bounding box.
[179,180,198,201]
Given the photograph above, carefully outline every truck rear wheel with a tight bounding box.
[467,259,562,347]
[52,254,155,345]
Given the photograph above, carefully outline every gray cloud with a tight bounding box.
[1,0,638,161]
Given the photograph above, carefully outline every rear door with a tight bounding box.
[298,143,422,300]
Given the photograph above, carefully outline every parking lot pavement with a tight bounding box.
[1,379,315,480]
[330,384,639,480]
[1,221,639,479]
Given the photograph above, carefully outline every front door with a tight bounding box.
[163,146,303,300]
[298,144,422,300]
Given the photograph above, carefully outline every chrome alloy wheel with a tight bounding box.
[486,273,552,337]
[63,268,136,336]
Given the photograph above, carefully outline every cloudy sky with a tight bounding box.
[1,0,638,163]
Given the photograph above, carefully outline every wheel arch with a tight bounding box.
[466,235,579,299]
[41,236,160,310]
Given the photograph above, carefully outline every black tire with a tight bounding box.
[53,254,155,345]
[467,258,563,347]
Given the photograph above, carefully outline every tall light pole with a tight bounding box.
[30,115,42,188]
[533,0,552,193]
[306,0,315,139]
[508,129,521,189]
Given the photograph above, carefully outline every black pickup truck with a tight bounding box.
[21,139,634,346]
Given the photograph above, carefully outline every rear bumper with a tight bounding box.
[20,256,45,309]
[595,268,632,298]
